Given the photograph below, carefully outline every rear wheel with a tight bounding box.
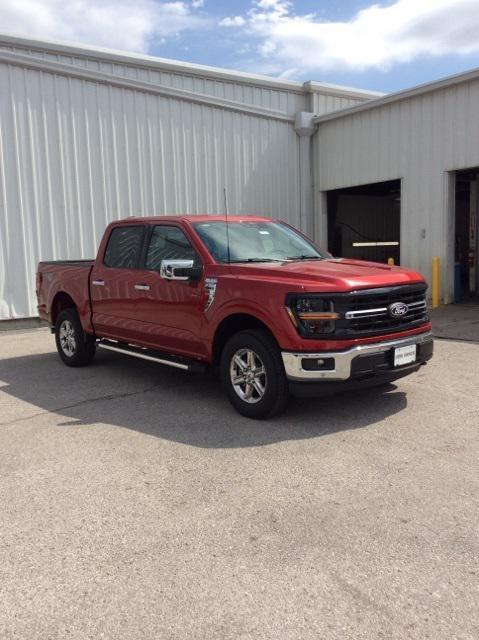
[220,329,289,419]
[55,308,96,367]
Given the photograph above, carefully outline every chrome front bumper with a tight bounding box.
[281,331,433,381]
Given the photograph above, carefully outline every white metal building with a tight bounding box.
[1,33,478,318]
[0,33,377,319]
[314,71,479,304]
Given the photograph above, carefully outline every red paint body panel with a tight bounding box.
[37,216,431,362]
[36,261,94,333]
[90,264,206,358]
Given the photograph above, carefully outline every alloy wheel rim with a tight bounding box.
[59,320,76,357]
[229,348,267,404]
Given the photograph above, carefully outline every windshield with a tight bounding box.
[193,221,327,263]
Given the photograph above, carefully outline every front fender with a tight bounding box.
[206,298,300,354]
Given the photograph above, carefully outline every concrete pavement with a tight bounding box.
[0,328,478,639]
[431,300,479,342]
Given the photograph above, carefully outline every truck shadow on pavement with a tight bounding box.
[0,349,408,448]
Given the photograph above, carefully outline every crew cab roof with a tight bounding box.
[118,215,274,224]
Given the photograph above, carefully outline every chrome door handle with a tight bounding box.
[92,280,105,286]
[134,284,150,291]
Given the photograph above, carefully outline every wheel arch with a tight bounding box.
[211,313,280,366]
[51,291,77,325]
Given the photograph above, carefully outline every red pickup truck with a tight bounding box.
[37,216,433,418]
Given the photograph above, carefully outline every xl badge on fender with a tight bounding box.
[204,278,217,311]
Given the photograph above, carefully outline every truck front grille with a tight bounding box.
[333,284,429,338]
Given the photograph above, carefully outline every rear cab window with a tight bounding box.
[104,225,145,268]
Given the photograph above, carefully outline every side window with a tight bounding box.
[104,226,145,268]
[145,226,198,270]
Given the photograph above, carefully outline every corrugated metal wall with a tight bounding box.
[0,61,300,318]
[314,79,479,302]
[1,38,373,117]
[310,92,370,116]
[0,36,374,319]
[0,42,307,116]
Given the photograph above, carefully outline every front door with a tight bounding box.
[126,224,206,358]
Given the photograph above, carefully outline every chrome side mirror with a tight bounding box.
[160,259,201,281]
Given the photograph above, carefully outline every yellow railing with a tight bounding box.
[432,256,440,308]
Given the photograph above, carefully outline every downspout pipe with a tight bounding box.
[294,112,316,239]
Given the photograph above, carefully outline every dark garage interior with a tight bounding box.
[455,168,478,298]
[327,180,401,265]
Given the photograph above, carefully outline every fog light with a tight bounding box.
[301,357,335,371]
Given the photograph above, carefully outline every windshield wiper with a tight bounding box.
[230,258,288,263]
[286,255,323,261]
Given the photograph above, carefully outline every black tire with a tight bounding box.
[220,329,289,419]
[55,308,96,367]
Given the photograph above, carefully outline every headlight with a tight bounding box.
[286,295,339,336]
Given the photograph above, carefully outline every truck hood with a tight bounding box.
[229,258,425,292]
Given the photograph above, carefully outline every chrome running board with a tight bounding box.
[97,339,206,373]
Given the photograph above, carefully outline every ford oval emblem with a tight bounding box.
[389,302,409,318]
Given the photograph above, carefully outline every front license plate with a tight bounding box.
[394,344,417,367]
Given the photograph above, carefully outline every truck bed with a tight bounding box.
[38,259,94,267]
[37,261,94,329]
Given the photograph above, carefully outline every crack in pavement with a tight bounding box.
[0,382,183,427]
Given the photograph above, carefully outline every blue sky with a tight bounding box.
[2,1,479,93]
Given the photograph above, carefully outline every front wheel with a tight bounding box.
[220,329,289,419]
[55,308,96,367]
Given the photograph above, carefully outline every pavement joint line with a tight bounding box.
[433,335,479,344]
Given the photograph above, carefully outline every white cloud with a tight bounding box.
[0,0,206,52]
[221,0,479,72]
[256,0,290,13]
[220,16,246,28]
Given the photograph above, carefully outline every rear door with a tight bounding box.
[90,224,147,342]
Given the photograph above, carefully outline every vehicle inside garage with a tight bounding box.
[454,168,479,299]
[326,180,401,264]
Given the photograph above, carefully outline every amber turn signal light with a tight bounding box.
[297,312,340,321]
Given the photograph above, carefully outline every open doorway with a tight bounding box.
[455,168,479,299]
[327,179,401,264]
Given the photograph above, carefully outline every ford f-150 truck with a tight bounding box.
[36,216,433,418]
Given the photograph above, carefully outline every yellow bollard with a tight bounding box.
[432,256,440,308]
[387,257,395,266]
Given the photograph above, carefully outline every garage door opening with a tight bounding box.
[327,180,401,264]
[454,168,479,299]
